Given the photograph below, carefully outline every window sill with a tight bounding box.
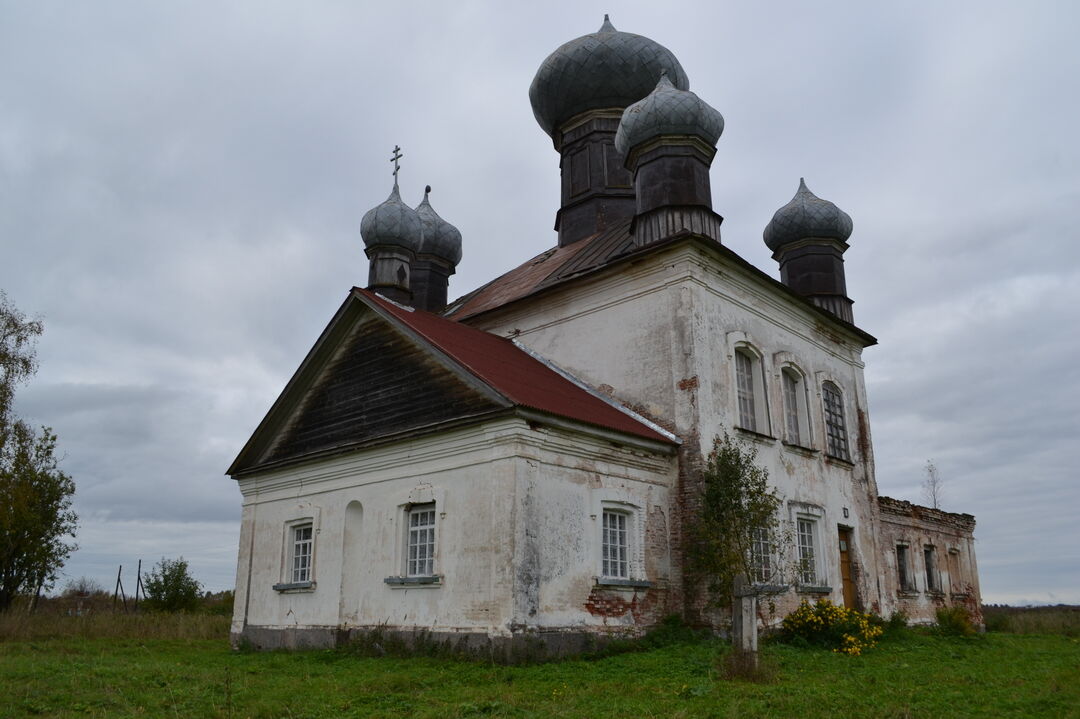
[824,455,854,469]
[796,585,833,595]
[742,583,788,596]
[272,581,315,593]
[734,427,777,444]
[950,592,971,600]
[594,578,652,590]
[897,590,919,598]
[781,441,818,457]
[384,575,442,588]
[926,590,946,598]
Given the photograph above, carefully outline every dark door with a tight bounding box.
[838,527,857,608]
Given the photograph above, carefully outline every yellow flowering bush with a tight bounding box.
[780,599,884,655]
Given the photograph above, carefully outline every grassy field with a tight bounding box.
[1,620,1077,719]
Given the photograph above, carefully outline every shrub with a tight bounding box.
[935,606,977,636]
[143,557,202,612]
[779,599,883,655]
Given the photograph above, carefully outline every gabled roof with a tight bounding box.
[359,289,676,445]
[228,288,676,477]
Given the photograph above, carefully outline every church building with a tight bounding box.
[227,17,981,653]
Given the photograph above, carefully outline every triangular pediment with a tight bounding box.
[228,295,510,476]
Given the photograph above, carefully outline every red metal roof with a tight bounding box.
[357,288,674,446]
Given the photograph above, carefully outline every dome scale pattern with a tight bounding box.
[763,179,853,252]
[529,15,690,138]
[360,182,423,253]
[614,73,724,155]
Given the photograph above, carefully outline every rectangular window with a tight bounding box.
[407,504,436,577]
[783,371,801,445]
[896,544,912,591]
[291,524,313,584]
[736,351,757,431]
[750,526,773,583]
[797,518,817,584]
[602,510,629,579]
[822,382,850,460]
[924,546,939,592]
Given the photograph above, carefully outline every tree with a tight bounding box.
[0,292,77,612]
[688,432,784,607]
[921,459,944,509]
[143,557,203,612]
[687,433,788,665]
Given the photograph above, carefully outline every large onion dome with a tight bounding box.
[614,72,724,155]
[529,15,690,138]
[415,186,462,265]
[763,178,853,252]
[360,181,423,252]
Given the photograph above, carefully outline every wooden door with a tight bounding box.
[838,527,857,609]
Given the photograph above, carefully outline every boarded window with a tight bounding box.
[896,544,913,591]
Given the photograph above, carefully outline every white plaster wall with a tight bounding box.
[469,240,887,614]
[231,418,676,637]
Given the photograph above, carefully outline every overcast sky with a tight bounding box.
[2,1,1077,605]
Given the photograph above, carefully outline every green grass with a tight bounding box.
[1,631,1077,718]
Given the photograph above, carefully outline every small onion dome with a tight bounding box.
[614,72,724,156]
[360,181,423,252]
[415,186,462,265]
[529,15,690,139]
[763,178,853,252]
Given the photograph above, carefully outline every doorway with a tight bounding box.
[837,527,857,609]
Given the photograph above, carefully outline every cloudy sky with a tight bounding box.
[2,1,1077,604]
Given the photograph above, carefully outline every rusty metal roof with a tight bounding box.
[445,218,634,320]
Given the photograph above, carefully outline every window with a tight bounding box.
[924,546,939,593]
[822,381,850,460]
[734,347,769,433]
[750,526,773,584]
[797,518,818,585]
[782,368,810,446]
[602,510,629,579]
[896,544,914,591]
[291,523,313,584]
[407,503,436,577]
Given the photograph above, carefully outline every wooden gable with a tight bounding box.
[229,299,509,476]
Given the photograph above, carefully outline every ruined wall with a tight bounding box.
[876,496,981,625]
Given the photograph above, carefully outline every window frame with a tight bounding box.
[923,545,941,594]
[750,526,775,585]
[896,543,915,593]
[601,509,630,580]
[273,515,317,592]
[781,366,811,448]
[405,502,437,578]
[821,381,851,461]
[593,495,651,589]
[733,344,770,435]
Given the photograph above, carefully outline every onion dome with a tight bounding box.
[529,15,690,138]
[415,186,462,265]
[614,72,724,155]
[763,178,853,252]
[360,180,423,252]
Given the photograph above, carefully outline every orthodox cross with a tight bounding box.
[390,145,403,180]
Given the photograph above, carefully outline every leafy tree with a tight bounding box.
[0,292,77,612]
[143,557,203,612]
[687,432,784,608]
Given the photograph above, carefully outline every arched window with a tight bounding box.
[782,367,810,446]
[734,347,769,433]
[821,381,850,460]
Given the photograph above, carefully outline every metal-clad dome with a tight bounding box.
[415,186,462,266]
[360,182,423,252]
[764,179,853,252]
[614,73,724,155]
[529,15,690,138]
